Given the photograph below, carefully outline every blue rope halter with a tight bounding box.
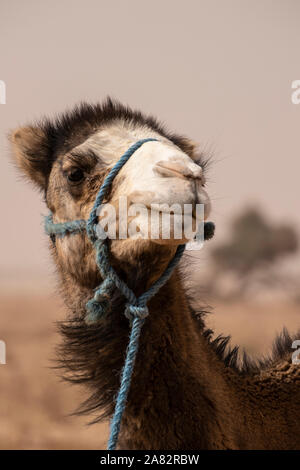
[45,138,214,450]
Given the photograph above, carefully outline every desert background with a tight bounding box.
[0,0,299,449]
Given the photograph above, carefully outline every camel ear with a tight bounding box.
[10,126,50,190]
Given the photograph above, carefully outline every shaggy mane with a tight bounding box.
[56,288,129,423]
[188,302,298,375]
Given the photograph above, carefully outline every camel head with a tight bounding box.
[10,99,211,294]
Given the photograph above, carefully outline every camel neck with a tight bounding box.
[117,269,239,449]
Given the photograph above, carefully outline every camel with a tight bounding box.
[10,98,300,450]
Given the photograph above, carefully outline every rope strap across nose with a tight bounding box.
[44,138,214,450]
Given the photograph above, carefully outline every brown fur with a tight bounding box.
[10,99,300,449]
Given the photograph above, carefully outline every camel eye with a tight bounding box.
[67,168,84,184]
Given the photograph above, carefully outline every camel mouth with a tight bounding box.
[96,194,211,245]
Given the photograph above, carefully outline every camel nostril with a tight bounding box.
[154,160,203,180]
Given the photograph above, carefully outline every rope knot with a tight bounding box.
[85,298,110,325]
[85,276,115,325]
[124,304,149,321]
[94,276,115,301]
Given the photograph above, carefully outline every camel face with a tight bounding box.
[10,99,211,285]
[58,122,210,245]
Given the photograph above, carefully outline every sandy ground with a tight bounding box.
[0,293,108,449]
[0,292,298,449]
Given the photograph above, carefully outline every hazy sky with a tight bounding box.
[0,0,299,284]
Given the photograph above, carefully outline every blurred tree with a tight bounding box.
[211,208,298,275]
[209,208,299,298]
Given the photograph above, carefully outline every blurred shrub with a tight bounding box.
[211,208,298,276]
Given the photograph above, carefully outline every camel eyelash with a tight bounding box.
[66,149,100,171]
